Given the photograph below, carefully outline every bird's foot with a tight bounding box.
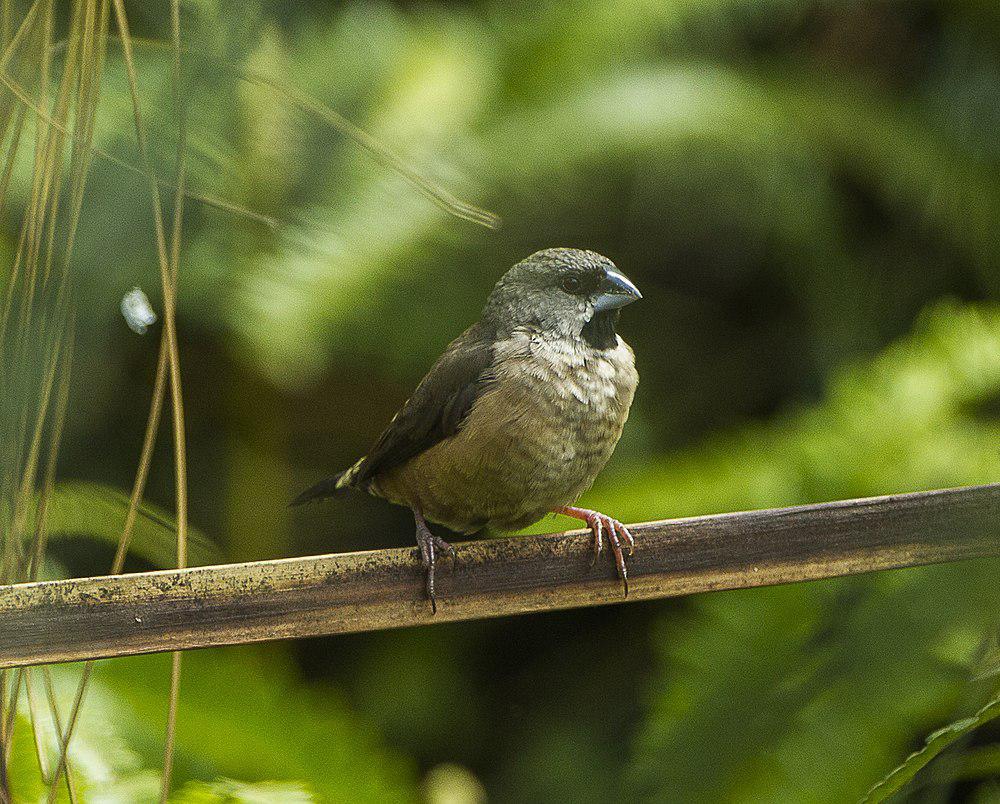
[555,506,635,597]
[413,509,457,614]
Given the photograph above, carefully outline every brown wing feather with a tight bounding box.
[290,322,497,505]
[292,324,497,506]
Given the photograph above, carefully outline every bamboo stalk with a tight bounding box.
[1,483,998,669]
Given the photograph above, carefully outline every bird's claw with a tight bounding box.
[557,506,635,597]
[415,526,456,614]
[589,517,604,566]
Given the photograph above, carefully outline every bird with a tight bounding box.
[292,248,641,611]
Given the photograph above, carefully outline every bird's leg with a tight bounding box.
[554,506,635,597]
[412,506,456,614]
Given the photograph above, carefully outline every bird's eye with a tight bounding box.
[561,276,581,293]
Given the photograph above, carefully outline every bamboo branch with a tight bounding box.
[2,483,998,669]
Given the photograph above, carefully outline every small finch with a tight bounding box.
[293,248,641,611]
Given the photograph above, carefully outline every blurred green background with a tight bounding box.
[4,0,1000,801]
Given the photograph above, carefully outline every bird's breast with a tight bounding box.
[376,330,638,533]
[489,331,635,441]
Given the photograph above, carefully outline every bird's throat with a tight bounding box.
[581,309,619,349]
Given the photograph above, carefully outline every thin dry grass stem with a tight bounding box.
[45,258,171,799]
[0,0,48,343]
[24,667,77,804]
[1,318,64,587]
[19,672,78,804]
[1,47,58,804]
[28,50,78,326]
[50,3,194,801]
[27,6,76,294]
[0,678,6,800]
[40,670,77,802]
[0,0,40,137]
[162,650,182,802]
[50,32,501,231]
[8,29,501,240]
[0,0,104,796]
[11,0,56,332]
[0,0,43,218]
[0,106,27,218]
[23,671,50,784]
[247,72,501,230]
[54,0,107,298]
[24,319,73,583]
[159,0,188,797]
[23,669,76,802]
[2,22,76,421]
[166,0,188,573]
[0,670,21,778]
[101,0,187,560]
[0,65,281,229]
[44,662,91,804]
[0,0,40,72]
[0,12,35,223]
[47,161,172,804]
[113,341,169,572]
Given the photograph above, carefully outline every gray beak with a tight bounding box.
[593,268,642,313]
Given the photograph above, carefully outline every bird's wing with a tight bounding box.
[346,322,497,488]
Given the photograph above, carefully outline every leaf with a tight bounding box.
[95,648,419,803]
[7,681,321,803]
[623,302,1000,802]
[7,713,49,803]
[230,56,1000,387]
[7,670,163,803]
[629,564,1000,803]
[171,778,316,803]
[27,480,220,568]
[862,691,1000,803]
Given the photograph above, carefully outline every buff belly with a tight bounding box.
[373,331,638,534]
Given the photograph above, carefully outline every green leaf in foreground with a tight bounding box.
[27,480,220,568]
[97,648,419,803]
[862,691,1000,803]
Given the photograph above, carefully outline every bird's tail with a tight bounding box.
[290,458,365,507]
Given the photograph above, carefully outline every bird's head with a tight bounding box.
[483,248,641,348]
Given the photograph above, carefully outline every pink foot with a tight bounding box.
[554,506,635,596]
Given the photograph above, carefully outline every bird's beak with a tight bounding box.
[593,268,642,312]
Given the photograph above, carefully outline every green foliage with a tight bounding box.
[583,302,1000,523]
[3,0,999,801]
[629,566,999,802]
[8,650,418,802]
[24,481,220,569]
[171,778,316,803]
[9,673,161,802]
[9,695,323,803]
[7,714,52,803]
[863,687,1000,803]
[619,303,1000,801]
[37,0,1000,391]
[93,649,419,802]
